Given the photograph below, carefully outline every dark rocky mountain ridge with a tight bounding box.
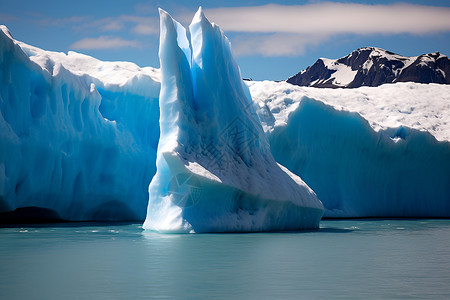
[287,47,450,88]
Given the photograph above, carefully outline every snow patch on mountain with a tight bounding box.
[320,58,357,85]
[287,47,450,88]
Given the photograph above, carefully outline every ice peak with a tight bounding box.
[192,6,206,25]
[0,25,13,40]
[158,8,174,28]
[158,7,191,69]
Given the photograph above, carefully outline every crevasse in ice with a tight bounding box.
[142,8,323,233]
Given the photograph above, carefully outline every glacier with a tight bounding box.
[142,9,323,233]
[1,8,450,224]
[249,80,450,217]
[0,25,160,221]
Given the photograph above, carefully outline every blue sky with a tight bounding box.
[2,0,450,80]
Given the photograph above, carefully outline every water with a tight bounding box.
[1,219,450,299]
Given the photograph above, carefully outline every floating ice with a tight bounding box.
[143,9,323,233]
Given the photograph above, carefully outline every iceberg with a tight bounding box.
[0,25,160,221]
[142,9,323,233]
[249,80,450,218]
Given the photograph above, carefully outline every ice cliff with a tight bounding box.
[0,25,160,221]
[1,9,449,223]
[142,9,323,232]
[249,80,450,217]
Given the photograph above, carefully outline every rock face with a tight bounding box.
[287,47,450,88]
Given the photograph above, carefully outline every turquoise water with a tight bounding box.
[1,219,450,299]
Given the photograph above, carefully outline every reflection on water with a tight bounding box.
[1,220,450,299]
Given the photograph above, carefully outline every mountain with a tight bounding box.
[287,47,450,88]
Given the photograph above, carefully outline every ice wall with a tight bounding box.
[249,81,450,217]
[0,26,160,221]
[143,9,323,233]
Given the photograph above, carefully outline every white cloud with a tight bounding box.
[74,15,158,35]
[73,17,125,32]
[98,19,124,31]
[204,3,450,35]
[120,16,159,35]
[39,14,158,36]
[231,33,328,57]
[198,2,450,57]
[39,16,91,27]
[131,23,159,35]
[70,36,141,50]
[0,13,16,23]
[37,2,450,57]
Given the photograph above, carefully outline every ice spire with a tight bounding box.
[143,8,323,233]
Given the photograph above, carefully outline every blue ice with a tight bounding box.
[143,8,323,233]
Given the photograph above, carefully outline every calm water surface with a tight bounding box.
[1,219,450,299]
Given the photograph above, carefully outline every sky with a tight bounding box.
[2,0,450,80]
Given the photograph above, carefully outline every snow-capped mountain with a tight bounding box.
[287,47,450,88]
